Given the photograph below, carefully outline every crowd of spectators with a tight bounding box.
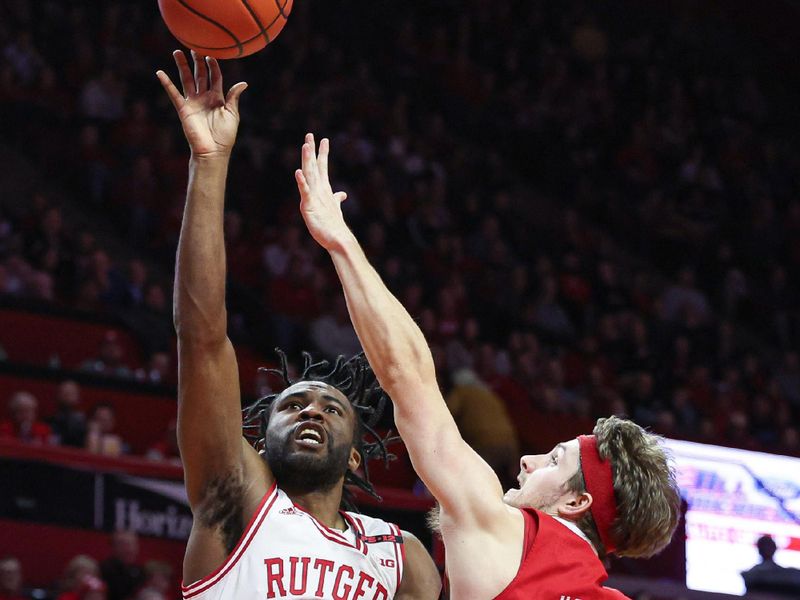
[0,196,174,365]
[0,0,799,475]
[0,378,183,461]
[0,531,175,600]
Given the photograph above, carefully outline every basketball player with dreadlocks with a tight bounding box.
[156,51,440,600]
[295,134,683,599]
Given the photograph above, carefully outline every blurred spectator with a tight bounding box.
[779,427,800,457]
[49,380,88,447]
[1,255,52,300]
[0,391,53,444]
[267,256,323,353]
[262,225,311,278]
[741,534,800,596]
[445,369,519,487]
[121,260,149,307]
[80,69,125,121]
[85,403,127,456]
[56,555,101,600]
[776,352,800,409]
[3,31,42,85]
[571,15,608,62]
[661,267,711,324]
[70,576,107,600]
[445,317,481,374]
[100,531,144,600]
[133,561,173,600]
[0,556,27,600]
[146,419,180,464]
[533,276,575,341]
[136,352,173,385]
[122,283,173,356]
[309,295,362,360]
[80,331,132,378]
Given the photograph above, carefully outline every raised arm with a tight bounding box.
[295,135,508,526]
[157,51,256,509]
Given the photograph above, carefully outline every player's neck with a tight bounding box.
[286,486,347,530]
[552,514,598,556]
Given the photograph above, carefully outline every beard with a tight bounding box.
[503,486,564,513]
[264,432,353,494]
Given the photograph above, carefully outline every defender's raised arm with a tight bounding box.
[295,135,509,524]
[296,136,680,600]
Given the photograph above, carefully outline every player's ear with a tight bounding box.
[348,447,361,472]
[557,491,593,521]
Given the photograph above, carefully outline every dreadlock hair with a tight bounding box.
[242,349,397,512]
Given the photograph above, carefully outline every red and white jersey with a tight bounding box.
[493,508,630,600]
[181,484,405,600]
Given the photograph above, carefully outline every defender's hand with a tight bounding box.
[295,134,352,251]
[156,50,247,159]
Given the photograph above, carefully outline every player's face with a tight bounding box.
[503,439,582,513]
[264,381,360,493]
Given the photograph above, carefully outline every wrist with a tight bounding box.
[327,229,359,256]
[190,151,232,165]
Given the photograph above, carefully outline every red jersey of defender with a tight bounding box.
[494,508,630,600]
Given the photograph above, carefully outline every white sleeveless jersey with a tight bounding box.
[181,484,405,600]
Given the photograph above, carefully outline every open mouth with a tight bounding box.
[294,423,326,448]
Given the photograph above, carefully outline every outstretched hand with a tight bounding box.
[156,50,247,159]
[295,134,352,251]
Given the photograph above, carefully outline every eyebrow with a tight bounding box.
[554,443,567,457]
[283,391,349,412]
[322,394,349,411]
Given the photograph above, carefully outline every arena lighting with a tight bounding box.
[664,439,800,595]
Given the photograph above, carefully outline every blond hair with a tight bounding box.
[61,554,99,591]
[567,416,681,558]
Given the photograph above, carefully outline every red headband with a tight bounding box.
[577,434,618,553]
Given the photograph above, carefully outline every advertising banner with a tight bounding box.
[0,457,192,540]
[665,439,800,595]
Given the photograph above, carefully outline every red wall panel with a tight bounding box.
[0,309,143,370]
[0,520,185,590]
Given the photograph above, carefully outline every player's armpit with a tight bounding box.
[178,337,254,509]
[395,531,442,600]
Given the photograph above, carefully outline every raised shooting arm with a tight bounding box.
[157,51,257,510]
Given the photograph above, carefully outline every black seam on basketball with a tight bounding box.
[176,33,258,53]
[175,9,285,51]
[175,0,244,57]
[275,0,288,19]
[240,0,271,47]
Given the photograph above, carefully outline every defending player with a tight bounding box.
[295,135,682,599]
[156,52,440,600]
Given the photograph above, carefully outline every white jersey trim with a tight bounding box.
[293,503,363,553]
[552,515,598,555]
[181,482,279,599]
[390,523,404,590]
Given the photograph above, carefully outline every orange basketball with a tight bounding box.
[158,0,293,59]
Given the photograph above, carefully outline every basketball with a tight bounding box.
[157,0,293,59]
